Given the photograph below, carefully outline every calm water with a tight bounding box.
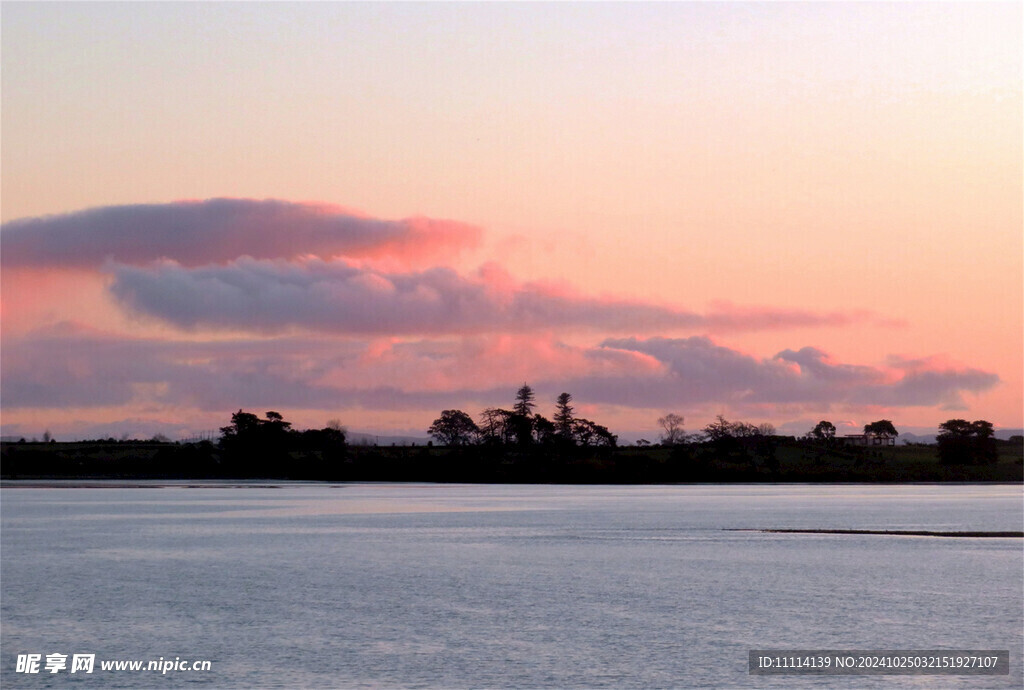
[1,483,1021,688]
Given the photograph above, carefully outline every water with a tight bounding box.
[2,483,1021,688]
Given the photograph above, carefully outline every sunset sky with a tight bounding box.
[2,2,1020,441]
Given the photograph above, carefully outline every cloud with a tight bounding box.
[704,302,903,331]
[0,198,481,268]
[1,197,1008,436]
[547,336,1000,411]
[0,324,505,413]
[107,256,878,336]
[3,198,895,339]
[0,323,356,410]
[536,335,999,411]
[1,327,999,423]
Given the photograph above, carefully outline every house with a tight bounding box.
[841,433,896,447]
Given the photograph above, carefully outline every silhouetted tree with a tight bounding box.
[295,424,348,478]
[429,410,479,446]
[299,426,347,450]
[703,415,735,441]
[971,420,995,441]
[737,422,760,438]
[937,419,973,464]
[533,414,557,444]
[513,384,536,417]
[478,408,512,444]
[262,411,292,440]
[864,420,898,443]
[572,418,617,447]
[508,412,534,446]
[658,413,685,445]
[937,419,996,464]
[554,393,575,439]
[220,410,261,443]
[810,420,836,440]
[219,410,299,476]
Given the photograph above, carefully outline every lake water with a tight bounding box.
[2,483,1021,688]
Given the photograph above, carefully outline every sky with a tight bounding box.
[1,2,1021,442]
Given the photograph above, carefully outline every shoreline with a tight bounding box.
[3,478,1023,488]
[731,528,1024,538]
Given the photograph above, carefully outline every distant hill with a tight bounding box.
[900,429,1023,445]
[899,432,939,445]
[346,432,433,446]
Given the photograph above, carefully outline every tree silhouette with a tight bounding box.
[219,410,298,476]
[864,420,898,443]
[572,418,617,447]
[937,419,996,464]
[730,422,760,438]
[703,415,735,441]
[971,420,995,441]
[428,410,479,446]
[657,413,685,445]
[508,412,534,446]
[263,411,292,438]
[810,420,836,440]
[533,413,557,444]
[554,393,575,439]
[478,408,512,444]
[220,410,261,442]
[513,384,536,417]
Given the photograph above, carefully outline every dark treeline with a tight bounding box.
[935,419,1000,465]
[429,386,617,450]
[216,410,349,479]
[0,410,350,481]
[1,392,1021,482]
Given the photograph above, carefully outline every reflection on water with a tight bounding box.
[2,483,1021,688]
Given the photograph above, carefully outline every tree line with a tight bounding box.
[806,419,898,443]
[428,385,616,449]
[1,401,1016,481]
[803,417,1002,465]
[935,419,998,465]
[216,409,348,478]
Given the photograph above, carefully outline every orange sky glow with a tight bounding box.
[1,3,1020,441]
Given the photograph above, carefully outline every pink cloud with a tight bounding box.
[3,199,902,344]
[106,256,884,336]
[0,198,481,269]
[555,337,1000,411]
[335,335,660,394]
[1,328,999,424]
[706,301,907,330]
